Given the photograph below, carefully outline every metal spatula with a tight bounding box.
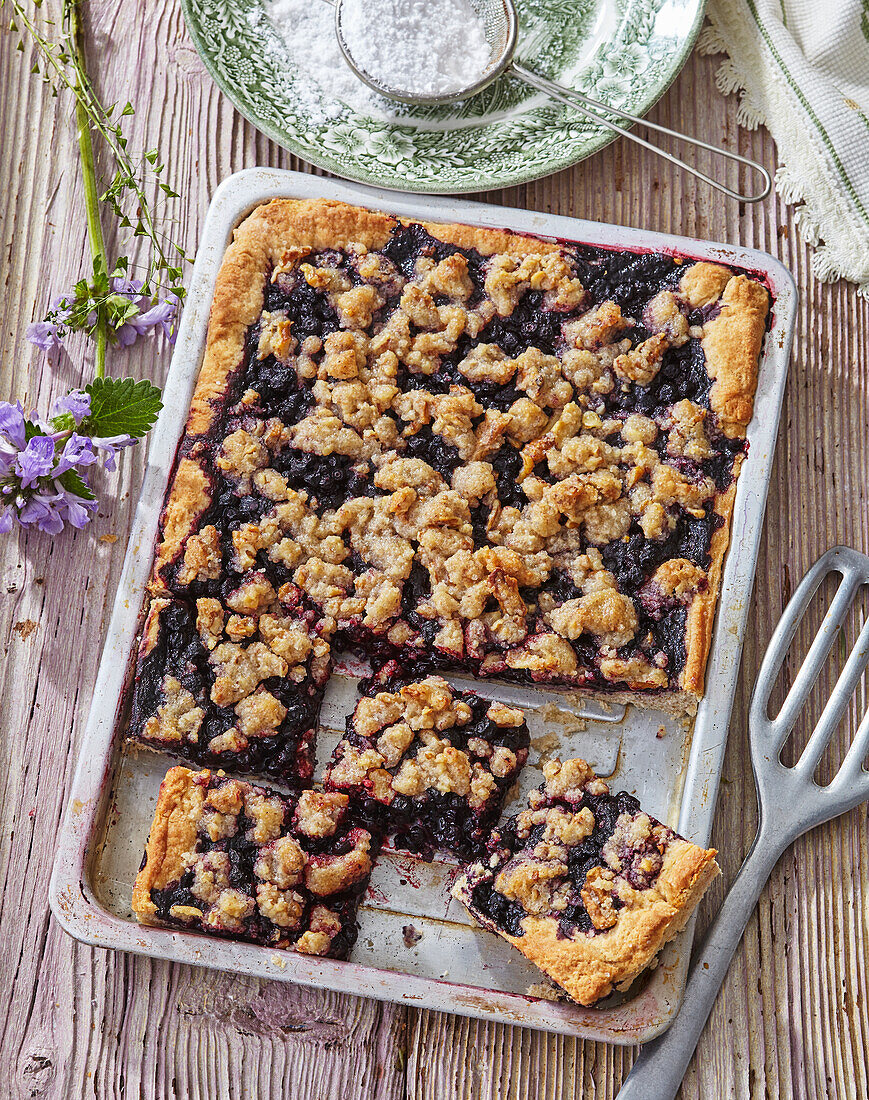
[618,545,869,1100]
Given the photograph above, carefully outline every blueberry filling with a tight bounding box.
[403,423,462,478]
[570,247,683,316]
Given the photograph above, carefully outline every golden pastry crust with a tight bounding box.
[701,274,769,438]
[151,456,212,594]
[132,766,207,921]
[680,474,740,699]
[678,261,732,308]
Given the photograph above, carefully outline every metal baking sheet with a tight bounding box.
[49,168,796,1043]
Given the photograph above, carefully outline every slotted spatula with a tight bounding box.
[618,545,869,1100]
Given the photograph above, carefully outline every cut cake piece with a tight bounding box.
[452,757,719,1005]
[128,581,330,784]
[324,674,529,861]
[132,766,376,958]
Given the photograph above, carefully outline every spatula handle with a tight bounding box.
[616,833,783,1100]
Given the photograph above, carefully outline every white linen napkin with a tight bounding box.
[700,0,869,296]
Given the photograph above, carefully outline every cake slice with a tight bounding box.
[452,758,719,1005]
[132,767,376,958]
[128,580,331,784]
[324,675,529,861]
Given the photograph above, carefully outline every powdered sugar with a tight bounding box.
[259,0,398,121]
[338,0,491,97]
[261,0,490,121]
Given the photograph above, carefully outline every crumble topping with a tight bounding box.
[294,789,349,837]
[143,675,205,745]
[484,252,585,316]
[580,866,619,930]
[209,642,288,706]
[176,525,222,586]
[305,827,373,895]
[652,558,707,598]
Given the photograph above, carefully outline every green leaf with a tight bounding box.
[24,420,49,443]
[50,411,76,432]
[58,467,96,501]
[80,377,162,438]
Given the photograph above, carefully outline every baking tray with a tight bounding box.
[49,168,796,1043]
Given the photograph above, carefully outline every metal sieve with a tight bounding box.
[331,0,772,203]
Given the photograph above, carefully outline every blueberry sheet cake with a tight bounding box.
[132,196,771,781]
[132,767,376,958]
[324,674,529,861]
[452,758,719,1005]
[127,198,762,984]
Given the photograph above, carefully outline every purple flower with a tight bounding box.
[54,433,98,477]
[0,385,147,537]
[27,278,178,353]
[18,492,66,534]
[15,434,57,488]
[114,294,176,347]
[0,401,26,448]
[0,438,17,477]
[52,390,91,424]
[26,320,64,352]
[57,488,99,529]
[92,433,137,472]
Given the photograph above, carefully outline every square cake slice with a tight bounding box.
[452,758,719,1005]
[324,675,529,861]
[132,767,376,958]
[128,581,331,784]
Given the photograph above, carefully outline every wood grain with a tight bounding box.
[1,1,867,1096]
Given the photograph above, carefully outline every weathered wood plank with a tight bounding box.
[1,4,867,1098]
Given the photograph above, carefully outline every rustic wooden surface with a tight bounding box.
[1,0,867,1095]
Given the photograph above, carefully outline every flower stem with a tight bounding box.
[68,0,109,379]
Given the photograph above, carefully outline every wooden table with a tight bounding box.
[2,3,868,1095]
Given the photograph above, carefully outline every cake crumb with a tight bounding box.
[526,981,567,1003]
[402,924,422,947]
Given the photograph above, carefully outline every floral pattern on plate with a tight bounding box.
[180,0,704,192]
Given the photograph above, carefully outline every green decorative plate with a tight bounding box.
[181,0,706,193]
